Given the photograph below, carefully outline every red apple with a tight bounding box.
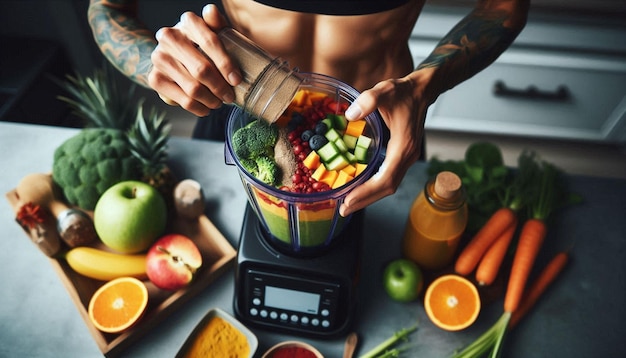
[146,234,203,291]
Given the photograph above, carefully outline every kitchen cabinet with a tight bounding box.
[410,6,626,144]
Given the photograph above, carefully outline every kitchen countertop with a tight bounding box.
[1,121,624,357]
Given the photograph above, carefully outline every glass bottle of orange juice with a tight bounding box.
[402,171,468,270]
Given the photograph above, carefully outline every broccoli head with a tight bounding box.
[232,119,279,160]
[239,157,258,176]
[255,156,280,186]
[52,128,141,210]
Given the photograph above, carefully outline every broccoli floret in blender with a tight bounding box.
[232,119,278,159]
[232,119,281,186]
[255,156,280,187]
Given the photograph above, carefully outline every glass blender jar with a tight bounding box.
[225,73,385,256]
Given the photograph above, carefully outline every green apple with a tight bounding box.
[94,181,167,254]
[383,259,423,302]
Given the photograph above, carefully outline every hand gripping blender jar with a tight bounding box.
[225,73,385,256]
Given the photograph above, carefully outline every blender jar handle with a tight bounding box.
[224,144,236,166]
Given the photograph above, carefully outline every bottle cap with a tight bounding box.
[434,171,462,199]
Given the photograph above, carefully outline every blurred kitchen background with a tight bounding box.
[2,0,625,179]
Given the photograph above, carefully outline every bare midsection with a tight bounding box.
[223,0,424,90]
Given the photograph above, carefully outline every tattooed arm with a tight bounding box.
[417,0,530,103]
[340,0,529,216]
[88,0,155,88]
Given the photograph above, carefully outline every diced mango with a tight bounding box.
[320,170,339,187]
[345,119,367,138]
[307,91,328,104]
[303,151,321,170]
[292,90,309,107]
[332,170,354,189]
[311,164,327,182]
[341,164,357,177]
[355,163,368,176]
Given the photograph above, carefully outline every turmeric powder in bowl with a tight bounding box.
[177,308,258,358]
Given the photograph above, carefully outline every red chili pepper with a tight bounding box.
[16,202,46,229]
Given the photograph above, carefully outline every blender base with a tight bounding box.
[233,204,363,338]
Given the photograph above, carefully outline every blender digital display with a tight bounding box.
[265,286,320,314]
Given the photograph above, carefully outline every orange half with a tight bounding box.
[424,274,481,331]
[88,277,148,333]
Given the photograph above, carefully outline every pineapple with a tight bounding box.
[127,103,177,211]
[56,63,137,130]
[54,63,178,213]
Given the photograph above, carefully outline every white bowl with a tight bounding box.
[262,340,324,358]
[176,308,258,358]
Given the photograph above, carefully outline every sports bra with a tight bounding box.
[253,0,411,15]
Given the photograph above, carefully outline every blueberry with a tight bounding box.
[301,129,314,142]
[287,112,304,131]
[314,122,328,135]
[309,134,328,151]
[290,112,305,125]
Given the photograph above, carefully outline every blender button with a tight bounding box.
[321,309,330,317]
[301,316,309,325]
[270,311,278,319]
[260,310,268,318]
[311,318,319,326]
[253,298,261,305]
[250,308,258,316]
[322,320,330,328]
[290,314,298,323]
[280,313,288,321]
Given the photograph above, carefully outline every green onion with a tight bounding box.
[359,325,418,358]
[451,312,511,358]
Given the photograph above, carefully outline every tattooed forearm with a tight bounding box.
[417,9,519,93]
[88,0,155,87]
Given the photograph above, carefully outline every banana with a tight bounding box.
[65,247,147,281]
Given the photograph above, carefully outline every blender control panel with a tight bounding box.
[241,269,343,334]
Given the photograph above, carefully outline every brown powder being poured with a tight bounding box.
[274,127,297,187]
[219,28,302,124]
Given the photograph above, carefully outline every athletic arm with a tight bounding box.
[340,0,529,216]
[88,0,156,88]
[415,0,530,104]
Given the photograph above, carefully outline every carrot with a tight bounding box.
[455,207,517,276]
[475,217,518,286]
[503,218,547,313]
[509,251,568,328]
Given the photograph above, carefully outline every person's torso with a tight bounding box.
[222,0,424,91]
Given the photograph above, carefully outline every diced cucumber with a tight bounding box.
[342,134,357,150]
[345,151,357,164]
[356,135,372,149]
[354,145,369,163]
[325,154,350,171]
[321,118,334,130]
[325,128,342,143]
[332,114,348,130]
[317,141,339,162]
[334,137,349,153]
